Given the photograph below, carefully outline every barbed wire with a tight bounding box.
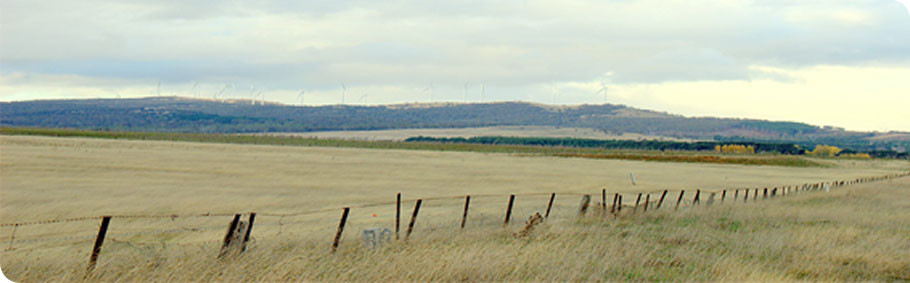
[2,171,906,232]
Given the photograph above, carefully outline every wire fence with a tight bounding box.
[1,172,907,267]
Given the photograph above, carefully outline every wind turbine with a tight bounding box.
[423,83,434,102]
[595,81,608,104]
[249,85,256,105]
[258,91,265,105]
[360,93,368,104]
[297,90,305,106]
[156,80,162,97]
[216,84,229,101]
[341,83,347,104]
[480,84,485,102]
[191,81,198,98]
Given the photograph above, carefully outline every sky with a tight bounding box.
[2,0,910,131]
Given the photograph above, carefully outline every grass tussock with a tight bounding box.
[0,127,826,167]
[3,178,908,281]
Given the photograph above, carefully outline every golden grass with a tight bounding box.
[1,135,909,281]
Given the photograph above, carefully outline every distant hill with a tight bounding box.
[2,96,907,152]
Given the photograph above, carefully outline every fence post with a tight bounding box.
[675,190,685,210]
[395,193,401,240]
[332,208,350,252]
[578,194,591,217]
[643,194,650,212]
[611,193,618,214]
[734,189,739,201]
[617,195,623,213]
[721,190,726,203]
[754,188,759,200]
[602,188,606,210]
[656,190,668,209]
[504,194,515,226]
[405,199,422,240]
[763,188,768,199]
[241,213,256,252]
[693,190,701,206]
[87,216,112,272]
[634,193,642,213]
[461,195,470,229]
[218,214,242,258]
[545,193,556,218]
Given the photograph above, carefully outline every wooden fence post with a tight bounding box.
[617,195,623,213]
[754,188,759,200]
[693,190,701,206]
[656,190,668,209]
[578,194,591,217]
[332,208,350,252]
[610,193,618,214]
[461,195,470,229]
[643,194,650,212]
[734,189,739,201]
[763,188,768,200]
[405,200,422,240]
[675,190,685,210]
[634,193,642,212]
[721,190,726,203]
[504,194,515,226]
[545,193,556,218]
[395,193,401,240]
[87,216,112,272]
[218,214,242,258]
[602,188,607,210]
[241,213,256,252]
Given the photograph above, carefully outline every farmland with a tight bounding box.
[1,134,908,281]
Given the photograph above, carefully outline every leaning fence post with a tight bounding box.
[578,194,591,217]
[634,193,642,213]
[405,200,422,240]
[332,208,350,252]
[763,188,768,200]
[656,190,668,209]
[395,193,401,240]
[734,189,739,201]
[610,193,618,214]
[504,194,515,226]
[218,214,242,258]
[643,194,650,212]
[545,193,556,218]
[693,190,701,206]
[241,213,256,252]
[87,216,112,272]
[675,190,685,210]
[461,195,470,229]
[721,190,726,203]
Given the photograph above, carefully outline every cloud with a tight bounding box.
[2,0,910,130]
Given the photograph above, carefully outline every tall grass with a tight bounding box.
[3,177,908,281]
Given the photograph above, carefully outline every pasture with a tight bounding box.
[1,135,908,281]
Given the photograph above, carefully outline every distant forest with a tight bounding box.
[2,97,908,154]
[405,136,909,159]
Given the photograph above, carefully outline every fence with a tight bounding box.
[1,171,908,272]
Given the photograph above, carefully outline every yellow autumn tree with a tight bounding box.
[808,145,842,157]
[715,144,755,154]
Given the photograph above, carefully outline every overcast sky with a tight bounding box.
[2,0,909,131]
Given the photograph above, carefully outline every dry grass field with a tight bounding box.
[1,135,908,281]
